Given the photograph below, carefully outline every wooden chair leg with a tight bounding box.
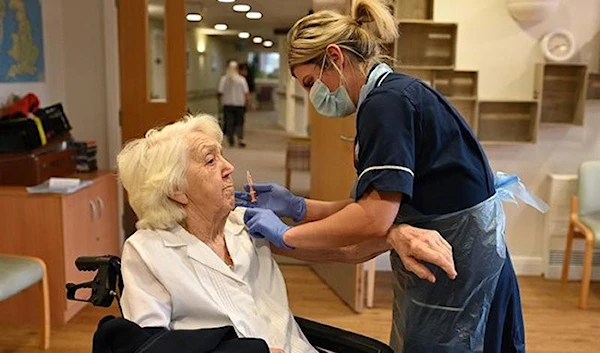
[561,223,575,283]
[38,260,50,349]
[366,259,376,308]
[285,169,291,190]
[579,237,594,309]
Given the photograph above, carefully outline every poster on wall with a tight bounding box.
[0,0,45,83]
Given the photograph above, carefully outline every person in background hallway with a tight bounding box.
[238,62,256,111]
[236,0,548,352]
[218,60,249,148]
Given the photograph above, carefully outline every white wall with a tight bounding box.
[61,0,108,169]
[0,0,110,169]
[377,0,600,273]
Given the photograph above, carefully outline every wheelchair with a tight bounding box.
[66,255,393,353]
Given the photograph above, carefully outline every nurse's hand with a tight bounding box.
[244,208,294,250]
[387,224,457,283]
[236,183,307,222]
[269,349,285,353]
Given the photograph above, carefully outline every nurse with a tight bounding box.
[237,0,547,351]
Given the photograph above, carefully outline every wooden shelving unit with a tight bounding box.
[395,21,457,70]
[450,97,478,132]
[433,70,477,98]
[477,101,540,144]
[587,72,600,100]
[534,63,588,125]
[393,0,434,20]
[396,68,435,86]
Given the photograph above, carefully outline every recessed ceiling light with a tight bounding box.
[252,36,263,44]
[186,13,202,22]
[238,32,250,39]
[218,0,235,3]
[246,11,262,20]
[214,24,228,31]
[233,4,251,12]
[263,40,273,48]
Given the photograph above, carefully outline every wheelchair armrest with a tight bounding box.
[294,316,393,353]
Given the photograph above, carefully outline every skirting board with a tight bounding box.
[373,253,545,276]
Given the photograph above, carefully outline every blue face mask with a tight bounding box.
[309,57,356,118]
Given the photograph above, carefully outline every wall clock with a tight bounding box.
[541,29,576,62]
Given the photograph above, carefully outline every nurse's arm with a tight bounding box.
[271,237,391,264]
[303,198,354,222]
[283,188,400,249]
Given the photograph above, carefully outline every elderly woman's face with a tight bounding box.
[183,131,235,213]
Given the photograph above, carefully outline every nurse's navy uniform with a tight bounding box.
[353,64,544,352]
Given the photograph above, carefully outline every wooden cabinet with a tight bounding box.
[395,21,457,70]
[587,72,600,100]
[307,104,366,313]
[0,171,120,326]
[534,63,588,125]
[393,0,434,20]
[477,100,540,144]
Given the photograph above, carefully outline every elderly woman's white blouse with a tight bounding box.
[120,207,317,353]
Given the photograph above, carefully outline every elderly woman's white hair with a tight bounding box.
[117,113,223,230]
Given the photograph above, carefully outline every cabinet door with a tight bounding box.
[89,174,121,256]
[308,104,366,313]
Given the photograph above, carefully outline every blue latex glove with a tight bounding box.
[235,183,307,222]
[243,208,294,249]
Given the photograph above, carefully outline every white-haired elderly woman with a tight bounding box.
[117,114,400,353]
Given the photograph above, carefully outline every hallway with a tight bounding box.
[223,109,310,197]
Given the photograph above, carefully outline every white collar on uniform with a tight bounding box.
[357,63,393,111]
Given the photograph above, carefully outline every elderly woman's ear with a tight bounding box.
[168,190,189,205]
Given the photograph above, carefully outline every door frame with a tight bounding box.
[102,0,123,244]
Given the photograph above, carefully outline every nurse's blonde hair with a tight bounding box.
[117,114,223,230]
[287,0,398,72]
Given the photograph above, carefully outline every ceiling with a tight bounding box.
[184,0,313,39]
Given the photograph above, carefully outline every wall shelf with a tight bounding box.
[395,21,457,69]
[534,63,588,125]
[587,72,600,100]
[433,70,478,98]
[477,101,540,144]
[393,0,434,20]
[449,97,478,132]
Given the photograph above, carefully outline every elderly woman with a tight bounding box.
[117,114,398,353]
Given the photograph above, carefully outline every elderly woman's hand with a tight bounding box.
[236,183,306,222]
[387,224,457,283]
[244,208,294,249]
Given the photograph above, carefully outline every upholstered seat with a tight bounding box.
[561,161,600,309]
[0,256,44,301]
[0,255,50,349]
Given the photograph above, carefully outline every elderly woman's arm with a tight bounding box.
[121,242,172,328]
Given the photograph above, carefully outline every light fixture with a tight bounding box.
[217,0,235,3]
[214,24,228,31]
[246,11,262,19]
[233,4,251,12]
[263,40,273,48]
[252,36,263,44]
[186,13,202,22]
[238,32,250,39]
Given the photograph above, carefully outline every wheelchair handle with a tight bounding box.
[76,255,119,271]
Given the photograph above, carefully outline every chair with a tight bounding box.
[0,254,50,349]
[561,161,600,309]
[285,136,311,190]
[66,255,393,353]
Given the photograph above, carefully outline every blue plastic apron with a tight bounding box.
[388,174,548,353]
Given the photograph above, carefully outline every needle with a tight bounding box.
[246,171,257,203]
